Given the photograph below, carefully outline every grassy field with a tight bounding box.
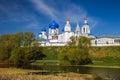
[88,46,120,68]
[91,58,120,66]
[41,46,120,67]
[31,58,120,68]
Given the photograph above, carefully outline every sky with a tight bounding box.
[0,0,120,36]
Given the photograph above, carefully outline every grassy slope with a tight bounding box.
[89,46,120,66]
[33,46,120,67]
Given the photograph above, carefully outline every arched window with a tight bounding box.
[83,28,85,33]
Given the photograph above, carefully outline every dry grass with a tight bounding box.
[0,68,28,75]
[0,68,104,80]
[0,73,102,80]
[0,68,47,75]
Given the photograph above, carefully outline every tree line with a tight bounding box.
[0,32,45,67]
[0,32,92,67]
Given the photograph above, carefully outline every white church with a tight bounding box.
[38,17,120,46]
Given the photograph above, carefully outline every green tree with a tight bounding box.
[60,36,92,65]
[23,32,35,47]
[0,32,36,66]
[95,40,97,45]
[12,32,24,47]
[32,40,40,47]
[106,41,109,45]
[10,47,46,67]
[10,47,25,67]
[0,34,14,61]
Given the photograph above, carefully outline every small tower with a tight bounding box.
[75,23,80,36]
[48,21,59,40]
[38,32,42,38]
[39,28,47,40]
[82,17,90,37]
[64,18,71,32]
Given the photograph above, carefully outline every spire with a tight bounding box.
[66,17,70,25]
[66,17,70,21]
[75,23,80,34]
[84,17,87,20]
[84,17,88,25]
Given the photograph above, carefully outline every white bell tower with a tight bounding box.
[64,18,71,32]
[82,17,90,36]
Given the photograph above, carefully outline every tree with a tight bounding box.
[10,47,25,67]
[10,47,46,67]
[60,36,92,65]
[0,32,36,67]
[12,32,24,47]
[23,32,35,47]
[31,40,40,47]
[106,41,109,45]
[0,34,14,61]
[95,40,97,46]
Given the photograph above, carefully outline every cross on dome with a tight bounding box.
[84,17,87,20]
[66,17,70,21]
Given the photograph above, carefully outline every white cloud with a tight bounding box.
[30,0,99,30]
[0,1,41,29]
[31,0,57,19]
[61,4,87,23]
[26,21,40,29]
[88,17,98,29]
[30,0,87,22]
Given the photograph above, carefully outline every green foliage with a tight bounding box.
[0,32,46,67]
[35,46,120,66]
[59,36,92,65]
[32,40,40,47]
[30,47,46,60]
[0,32,120,67]
[10,47,46,67]
[23,32,35,47]
[42,46,60,60]
[0,34,14,61]
[10,47,25,67]
[0,32,35,62]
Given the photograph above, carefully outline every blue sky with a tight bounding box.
[0,0,120,36]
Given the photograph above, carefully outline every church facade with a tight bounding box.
[38,18,120,46]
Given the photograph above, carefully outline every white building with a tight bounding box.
[91,36,120,46]
[38,17,120,46]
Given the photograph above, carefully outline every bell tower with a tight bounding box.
[64,18,71,32]
[82,17,90,36]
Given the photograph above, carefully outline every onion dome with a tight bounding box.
[50,25,56,29]
[61,27,64,32]
[39,32,42,34]
[41,28,46,32]
[84,17,89,25]
[49,21,59,29]
[38,37,47,41]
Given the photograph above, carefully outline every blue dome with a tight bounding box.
[49,21,59,29]
[61,27,64,32]
[39,32,42,34]
[38,37,47,41]
[50,25,56,29]
[41,28,46,31]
